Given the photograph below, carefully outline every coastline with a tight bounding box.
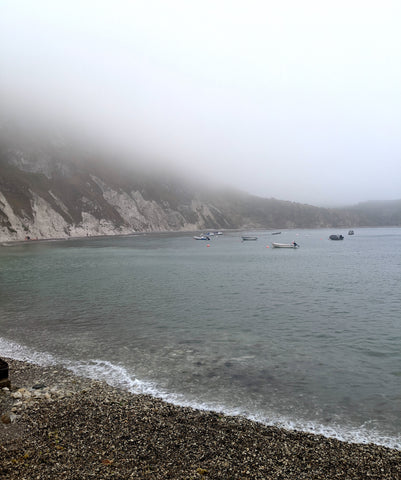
[1,226,400,248]
[1,358,400,479]
[0,230,219,247]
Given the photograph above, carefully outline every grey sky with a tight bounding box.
[1,1,401,206]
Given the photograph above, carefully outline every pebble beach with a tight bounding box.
[1,358,400,480]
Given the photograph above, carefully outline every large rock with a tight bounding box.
[0,358,11,389]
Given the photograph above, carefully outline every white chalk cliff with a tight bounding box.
[0,135,237,241]
[0,132,373,242]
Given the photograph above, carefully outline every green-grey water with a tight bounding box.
[1,228,400,449]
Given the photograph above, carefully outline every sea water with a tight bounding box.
[1,228,400,449]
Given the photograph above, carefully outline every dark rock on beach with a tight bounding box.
[1,358,400,479]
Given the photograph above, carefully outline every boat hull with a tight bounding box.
[272,242,299,248]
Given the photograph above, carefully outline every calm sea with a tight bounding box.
[1,228,400,449]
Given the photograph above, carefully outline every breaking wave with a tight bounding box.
[1,336,400,451]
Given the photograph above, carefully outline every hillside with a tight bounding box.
[349,200,401,227]
[0,134,398,242]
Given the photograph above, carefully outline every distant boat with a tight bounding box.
[271,231,282,235]
[241,236,258,241]
[272,242,299,249]
[329,234,344,240]
[348,230,354,235]
[193,235,210,240]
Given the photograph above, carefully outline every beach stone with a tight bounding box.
[32,383,47,390]
[2,357,401,480]
[0,378,11,389]
[1,413,12,424]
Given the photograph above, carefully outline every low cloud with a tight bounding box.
[1,1,401,206]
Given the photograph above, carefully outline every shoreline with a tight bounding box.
[3,226,400,246]
[0,230,228,248]
[1,358,400,479]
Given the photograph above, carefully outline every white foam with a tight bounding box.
[246,412,401,451]
[0,337,157,396]
[155,395,401,451]
[0,337,57,366]
[64,359,157,396]
[1,336,400,451]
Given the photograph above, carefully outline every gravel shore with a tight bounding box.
[1,358,400,479]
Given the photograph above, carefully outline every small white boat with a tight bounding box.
[193,235,210,240]
[242,236,258,241]
[272,242,299,249]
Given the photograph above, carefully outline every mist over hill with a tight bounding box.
[0,132,399,242]
[348,200,401,227]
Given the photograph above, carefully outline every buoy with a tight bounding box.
[266,245,270,248]
[207,244,210,247]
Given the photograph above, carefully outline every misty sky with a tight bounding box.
[1,1,401,206]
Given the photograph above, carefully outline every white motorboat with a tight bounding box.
[272,242,299,248]
[193,235,210,240]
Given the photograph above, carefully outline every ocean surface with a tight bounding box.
[1,228,400,449]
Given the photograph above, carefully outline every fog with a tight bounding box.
[1,1,401,206]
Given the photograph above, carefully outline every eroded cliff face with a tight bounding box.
[0,133,373,242]
[0,137,235,241]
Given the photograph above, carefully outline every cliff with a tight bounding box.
[0,134,393,242]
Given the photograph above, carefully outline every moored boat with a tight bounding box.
[241,236,258,241]
[193,235,210,240]
[272,242,299,248]
[348,230,354,235]
[329,234,344,240]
